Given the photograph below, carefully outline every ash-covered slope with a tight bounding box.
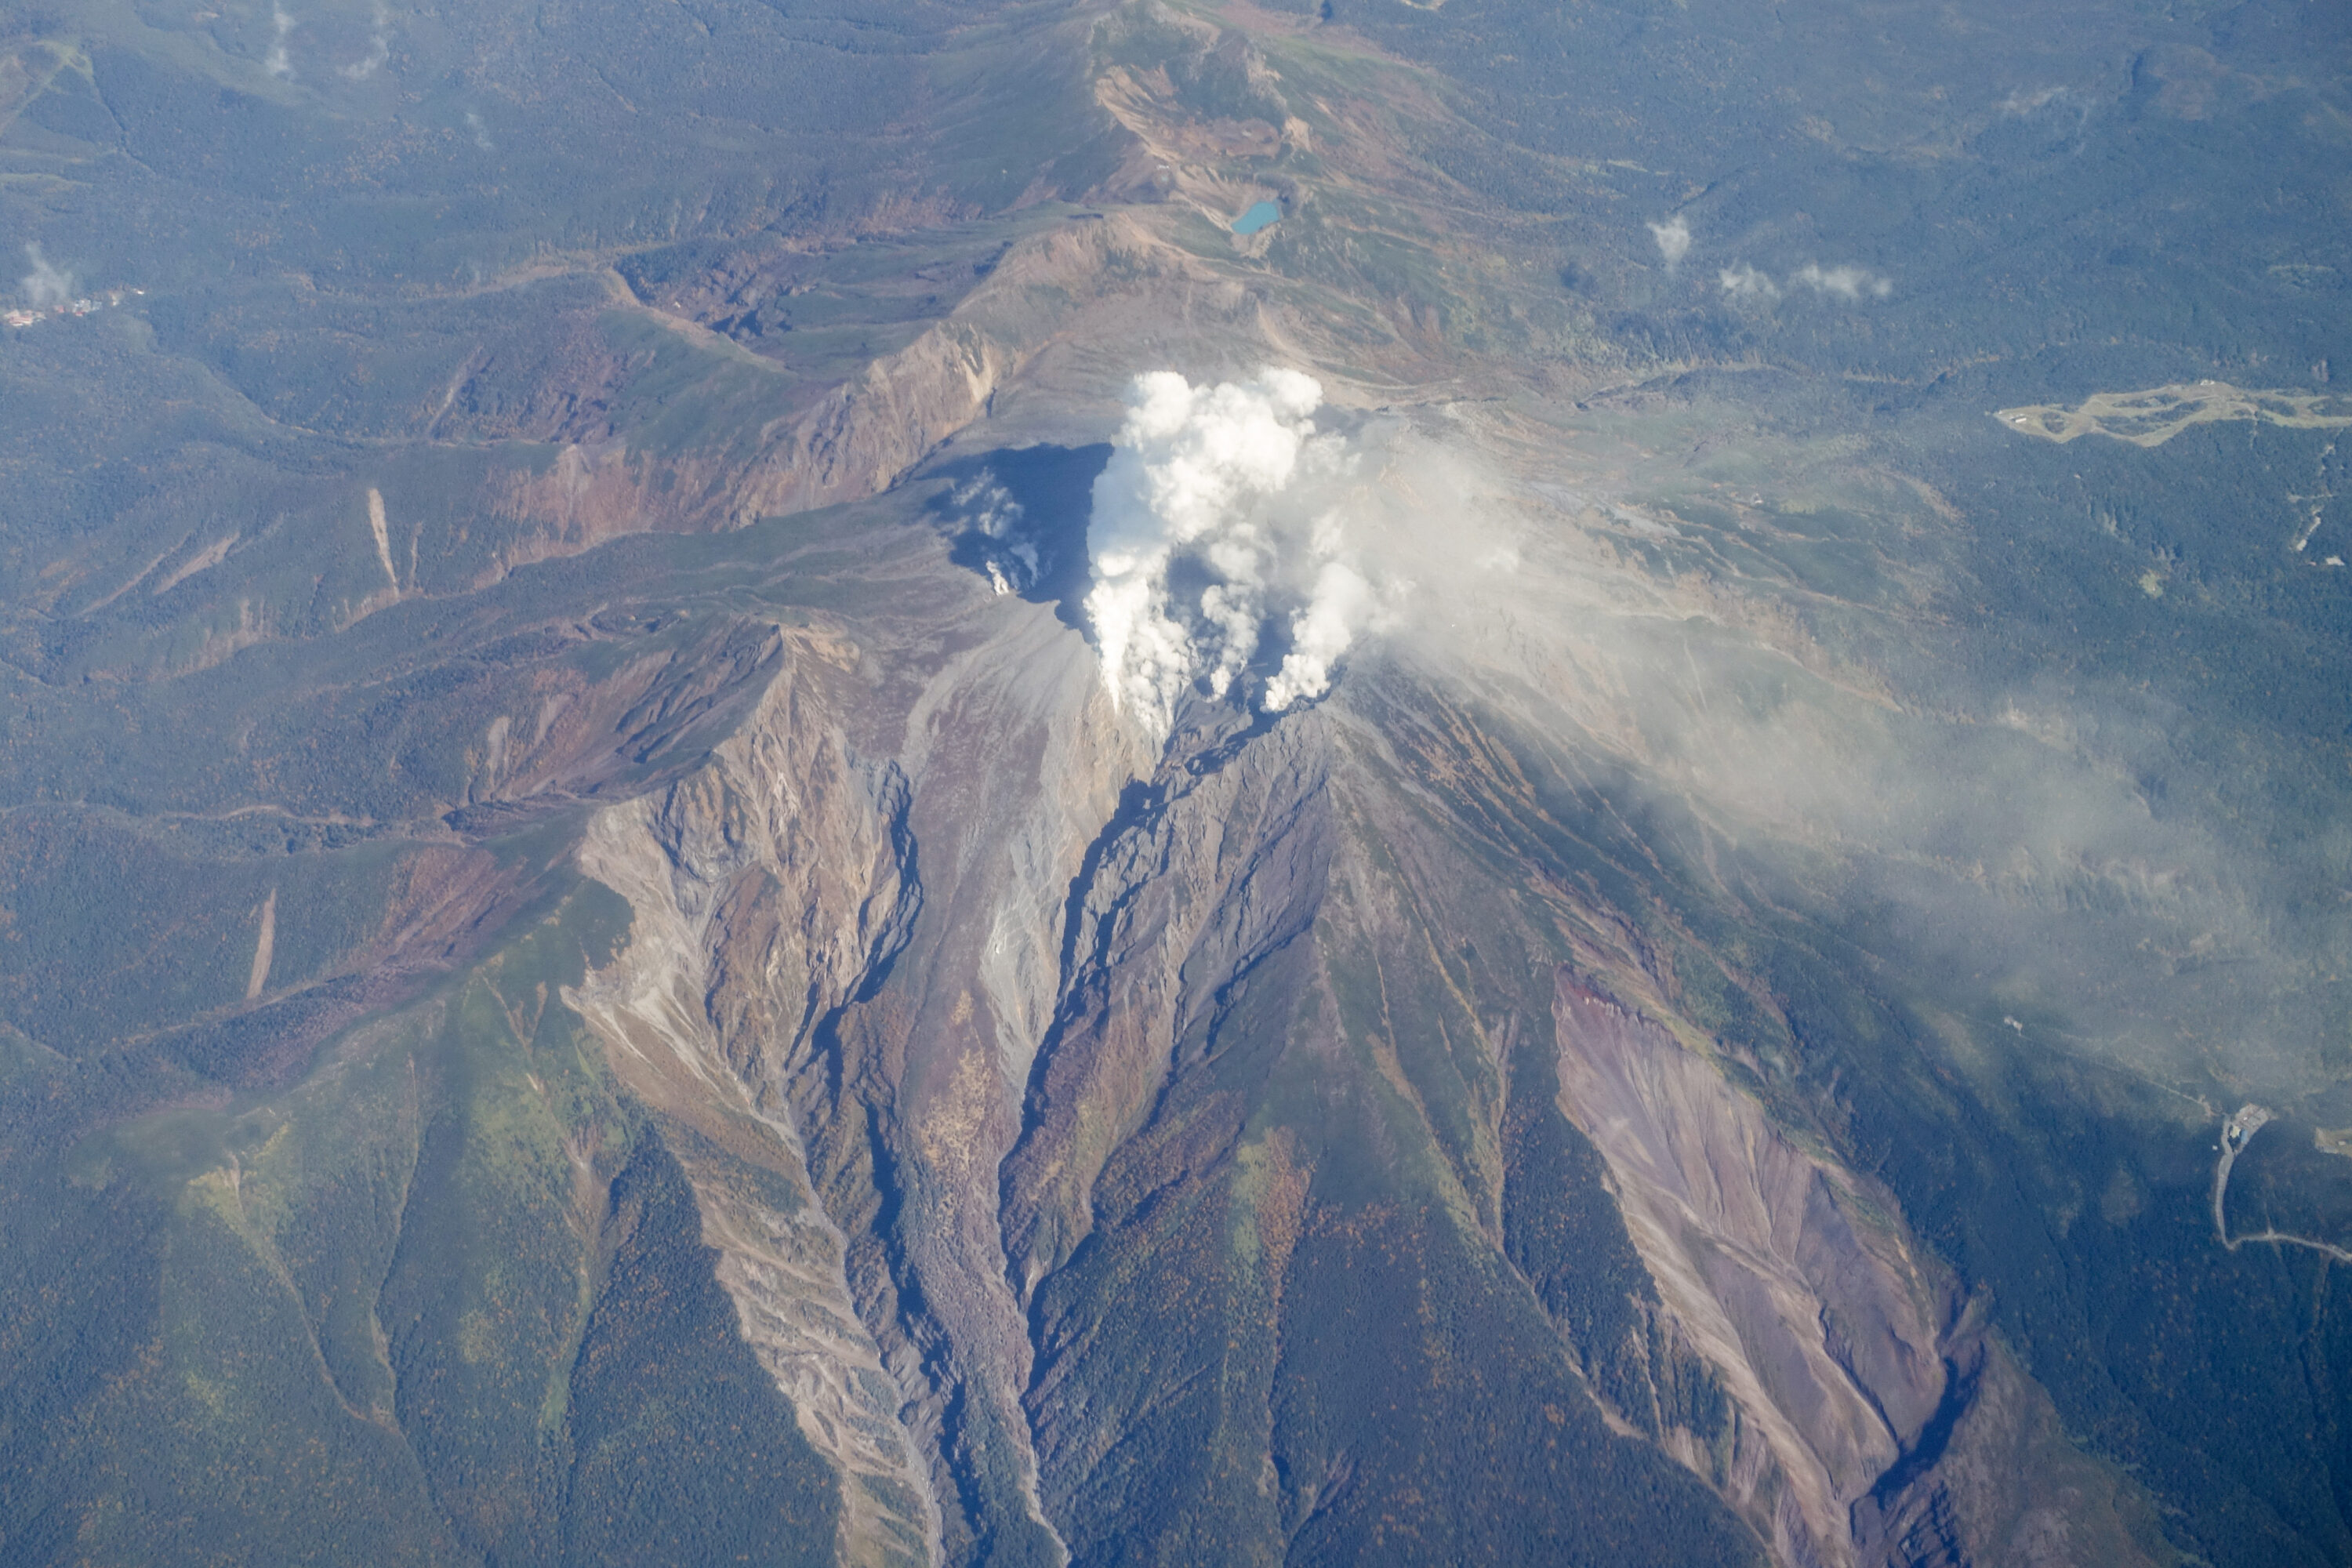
[531,457,2193,1566]
[4,1,2351,1566]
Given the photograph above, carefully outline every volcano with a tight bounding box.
[2,2,2349,1566]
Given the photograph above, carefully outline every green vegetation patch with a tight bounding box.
[1,877,843,1567]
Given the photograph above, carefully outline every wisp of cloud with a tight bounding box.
[20,244,72,310]
[1793,262,1893,300]
[1648,217,1692,272]
[1718,261,1892,303]
[1719,263,1779,301]
[266,5,296,77]
[341,2,390,80]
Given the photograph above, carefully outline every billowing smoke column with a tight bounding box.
[1084,368,1379,740]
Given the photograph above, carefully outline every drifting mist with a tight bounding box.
[1071,369,2336,1092]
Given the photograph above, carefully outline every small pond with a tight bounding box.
[1232,201,1281,235]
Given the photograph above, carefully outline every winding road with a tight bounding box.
[2210,1104,2352,1265]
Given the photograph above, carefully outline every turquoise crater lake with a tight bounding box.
[1232,201,1281,234]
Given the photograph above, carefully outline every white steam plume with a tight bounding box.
[952,473,1038,595]
[1085,369,1388,740]
[1263,558,1374,712]
[265,5,295,77]
[1719,261,1892,303]
[1792,262,1893,300]
[1719,262,1779,301]
[20,244,71,310]
[1647,216,1691,271]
